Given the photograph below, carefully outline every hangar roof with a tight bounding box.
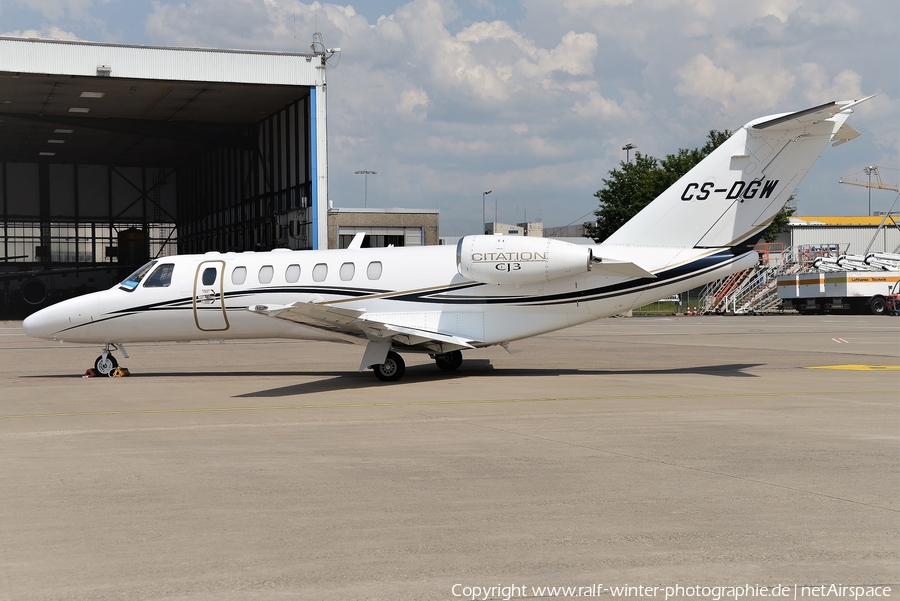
[0,37,318,166]
[0,37,319,86]
[789,216,891,227]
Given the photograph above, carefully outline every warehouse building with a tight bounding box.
[782,215,900,257]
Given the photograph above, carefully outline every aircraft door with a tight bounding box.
[193,261,229,332]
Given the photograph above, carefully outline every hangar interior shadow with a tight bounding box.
[2,69,315,318]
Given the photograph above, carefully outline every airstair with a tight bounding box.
[700,243,794,314]
[698,247,900,315]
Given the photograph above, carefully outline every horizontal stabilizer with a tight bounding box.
[751,95,875,132]
[831,122,861,147]
[592,258,656,279]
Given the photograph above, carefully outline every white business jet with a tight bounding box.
[23,98,871,381]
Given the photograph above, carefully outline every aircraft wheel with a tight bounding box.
[434,350,463,371]
[869,296,886,315]
[373,351,405,382]
[94,353,118,377]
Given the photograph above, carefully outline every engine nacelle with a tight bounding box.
[456,235,592,285]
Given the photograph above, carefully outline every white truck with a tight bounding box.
[777,271,900,315]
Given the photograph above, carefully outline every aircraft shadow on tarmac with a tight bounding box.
[232,360,762,398]
[27,360,761,395]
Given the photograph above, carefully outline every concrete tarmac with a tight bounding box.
[0,315,897,600]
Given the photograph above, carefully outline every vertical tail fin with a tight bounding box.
[602,97,873,250]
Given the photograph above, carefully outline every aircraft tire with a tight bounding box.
[434,350,463,371]
[94,353,118,377]
[373,351,405,382]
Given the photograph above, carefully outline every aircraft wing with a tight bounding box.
[247,301,479,351]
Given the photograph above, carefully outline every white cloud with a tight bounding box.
[797,64,864,102]
[675,53,795,111]
[756,0,802,21]
[573,88,626,119]
[9,0,895,232]
[1,26,81,40]
[395,88,429,114]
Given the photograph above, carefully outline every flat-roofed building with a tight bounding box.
[784,215,900,256]
[329,208,439,249]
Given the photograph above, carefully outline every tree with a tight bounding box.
[762,203,795,243]
[583,152,666,242]
[585,130,730,242]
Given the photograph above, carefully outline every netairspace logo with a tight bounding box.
[450,583,893,600]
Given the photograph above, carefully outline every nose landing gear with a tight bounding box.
[92,343,128,377]
[94,352,118,376]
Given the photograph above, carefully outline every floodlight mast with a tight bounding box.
[355,170,377,207]
[310,32,340,64]
[308,31,340,248]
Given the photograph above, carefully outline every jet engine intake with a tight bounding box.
[456,235,592,285]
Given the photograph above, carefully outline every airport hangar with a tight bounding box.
[0,36,437,317]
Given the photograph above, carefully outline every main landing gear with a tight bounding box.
[372,351,405,382]
[433,350,463,372]
[371,350,465,382]
[92,343,128,377]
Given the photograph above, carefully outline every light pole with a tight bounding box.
[355,170,377,207]
[622,143,636,164]
[482,190,492,234]
[863,165,876,216]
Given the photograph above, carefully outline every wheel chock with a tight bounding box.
[83,368,98,378]
[110,367,131,378]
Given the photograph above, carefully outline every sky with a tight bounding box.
[1,0,898,236]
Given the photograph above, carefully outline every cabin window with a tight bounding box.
[143,263,175,288]
[202,267,217,286]
[232,266,247,285]
[340,262,355,281]
[119,260,157,291]
[259,265,274,284]
[367,261,383,280]
[312,263,328,282]
[285,264,301,283]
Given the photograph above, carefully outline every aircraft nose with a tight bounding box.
[23,294,102,341]
[22,306,57,340]
[22,296,85,340]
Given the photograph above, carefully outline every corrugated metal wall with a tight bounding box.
[178,97,312,253]
[790,226,900,255]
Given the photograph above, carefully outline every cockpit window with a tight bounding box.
[143,263,175,288]
[119,261,157,291]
